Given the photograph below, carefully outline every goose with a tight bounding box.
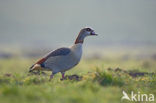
[29,27,97,80]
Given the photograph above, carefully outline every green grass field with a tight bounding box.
[0,56,156,103]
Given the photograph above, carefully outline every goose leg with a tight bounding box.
[49,72,55,81]
[61,72,65,80]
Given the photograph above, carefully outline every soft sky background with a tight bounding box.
[0,0,156,48]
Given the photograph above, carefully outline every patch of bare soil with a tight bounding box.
[107,67,155,77]
[4,73,12,77]
[60,74,82,81]
[128,72,155,77]
[28,71,47,76]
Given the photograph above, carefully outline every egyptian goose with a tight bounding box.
[29,27,97,80]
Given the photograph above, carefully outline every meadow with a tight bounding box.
[0,50,156,103]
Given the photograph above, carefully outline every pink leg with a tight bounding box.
[49,73,54,81]
[61,72,65,79]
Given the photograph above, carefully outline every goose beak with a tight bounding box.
[90,31,98,36]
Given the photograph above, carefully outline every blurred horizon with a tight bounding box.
[0,0,156,50]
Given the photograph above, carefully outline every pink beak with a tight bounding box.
[90,31,98,36]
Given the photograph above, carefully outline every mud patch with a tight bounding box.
[28,71,47,76]
[60,74,82,81]
[128,72,155,77]
[4,73,12,77]
[107,67,155,78]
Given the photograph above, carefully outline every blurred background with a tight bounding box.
[0,0,156,59]
[0,1,155,103]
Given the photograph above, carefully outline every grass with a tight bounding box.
[0,57,155,103]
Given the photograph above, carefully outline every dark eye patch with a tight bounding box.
[86,28,91,31]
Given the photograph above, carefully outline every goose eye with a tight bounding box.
[86,28,91,31]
